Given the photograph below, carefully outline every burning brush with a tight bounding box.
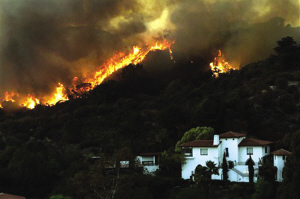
[0,40,174,110]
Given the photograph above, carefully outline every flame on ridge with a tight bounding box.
[0,40,174,109]
[210,50,235,78]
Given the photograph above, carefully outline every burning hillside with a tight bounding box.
[0,40,174,109]
[0,0,299,110]
[210,50,236,77]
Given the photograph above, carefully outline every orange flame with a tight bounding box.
[45,83,69,106]
[85,40,174,89]
[0,40,174,109]
[210,50,235,77]
[21,95,40,109]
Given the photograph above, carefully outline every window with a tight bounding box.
[142,161,154,166]
[247,148,253,155]
[200,149,208,155]
[265,146,268,153]
[283,155,286,160]
[225,148,229,157]
[182,147,192,157]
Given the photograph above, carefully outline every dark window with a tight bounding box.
[283,155,286,160]
[200,149,208,155]
[142,161,154,166]
[265,146,268,153]
[182,148,192,157]
[225,148,229,157]
[247,148,253,155]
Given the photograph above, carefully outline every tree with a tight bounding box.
[222,152,228,181]
[194,161,219,195]
[273,36,298,55]
[258,159,276,182]
[175,126,214,152]
[278,131,300,199]
[246,155,255,183]
[206,160,219,176]
[252,179,275,199]
[156,150,185,177]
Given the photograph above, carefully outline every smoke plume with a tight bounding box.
[0,0,299,95]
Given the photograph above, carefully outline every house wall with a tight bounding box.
[274,155,285,182]
[136,156,159,174]
[238,146,263,164]
[181,147,219,179]
[220,138,239,162]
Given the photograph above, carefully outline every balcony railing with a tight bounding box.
[142,161,154,166]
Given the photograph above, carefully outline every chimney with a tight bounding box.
[213,135,219,145]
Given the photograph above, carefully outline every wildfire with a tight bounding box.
[0,40,174,109]
[210,50,235,77]
[85,40,174,89]
[21,95,40,109]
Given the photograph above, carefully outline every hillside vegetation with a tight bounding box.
[0,37,300,198]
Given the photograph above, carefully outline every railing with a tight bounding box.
[142,161,154,166]
[231,167,249,177]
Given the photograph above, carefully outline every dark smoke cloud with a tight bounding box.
[0,0,299,96]
[0,0,146,95]
[170,0,300,67]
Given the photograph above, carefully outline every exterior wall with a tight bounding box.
[220,138,239,162]
[238,146,263,164]
[136,156,159,174]
[181,147,219,179]
[274,155,285,182]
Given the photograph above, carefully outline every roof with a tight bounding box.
[140,152,161,156]
[0,193,25,199]
[180,140,219,147]
[238,138,273,146]
[219,131,246,138]
[271,149,292,156]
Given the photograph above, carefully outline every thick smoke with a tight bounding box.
[0,0,299,95]
[170,0,300,67]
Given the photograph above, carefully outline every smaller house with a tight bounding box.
[272,149,292,182]
[136,152,161,174]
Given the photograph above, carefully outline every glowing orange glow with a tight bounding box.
[85,39,174,89]
[0,40,174,109]
[45,83,69,106]
[21,95,40,109]
[210,50,235,77]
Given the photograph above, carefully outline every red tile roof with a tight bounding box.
[0,193,25,199]
[271,149,292,156]
[238,138,273,146]
[180,140,219,147]
[219,131,246,138]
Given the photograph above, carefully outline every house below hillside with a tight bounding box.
[136,152,161,174]
[180,131,290,182]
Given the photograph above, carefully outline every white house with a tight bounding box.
[271,149,292,182]
[180,131,273,182]
[136,152,161,174]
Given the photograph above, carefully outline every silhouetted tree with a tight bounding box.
[222,152,228,181]
[246,155,255,183]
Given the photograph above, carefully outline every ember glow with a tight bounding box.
[210,50,236,77]
[0,40,174,109]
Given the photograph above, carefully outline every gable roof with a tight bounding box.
[271,149,292,156]
[180,140,219,147]
[238,138,273,146]
[219,131,246,138]
[0,193,25,199]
